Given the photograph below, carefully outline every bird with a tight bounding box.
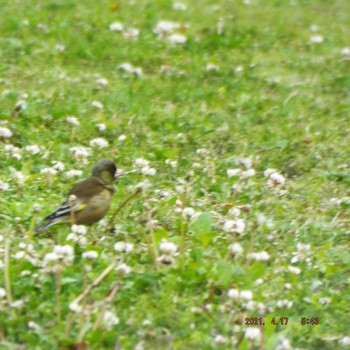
[35,159,117,232]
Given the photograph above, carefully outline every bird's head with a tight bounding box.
[92,159,117,184]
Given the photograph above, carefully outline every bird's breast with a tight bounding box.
[75,188,113,225]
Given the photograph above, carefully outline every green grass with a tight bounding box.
[1,0,350,349]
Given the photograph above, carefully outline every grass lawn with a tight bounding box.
[1,0,350,349]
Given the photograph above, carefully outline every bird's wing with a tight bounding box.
[43,177,105,222]
[68,176,106,200]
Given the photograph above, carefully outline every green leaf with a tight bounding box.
[192,212,213,245]
[153,228,169,243]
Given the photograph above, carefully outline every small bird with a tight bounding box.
[35,159,117,232]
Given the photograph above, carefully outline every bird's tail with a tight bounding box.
[35,220,57,233]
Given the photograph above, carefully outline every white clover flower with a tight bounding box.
[182,207,195,218]
[240,290,253,300]
[96,123,106,131]
[265,170,286,188]
[228,242,243,255]
[52,161,65,171]
[155,189,171,198]
[141,166,156,175]
[14,100,27,111]
[339,337,350,345]
[246,300,256,310]
[116,263,131,275]
[118,134,127,141]
[165,159,177,167]
[103,311,119,327]
[247,251,270,262]
[123,28,140,41]
[135,158,150,168]
[223,219,246,234]
[18,242,34,251]
[14,251,26,260]
[65,116,80,126]
[11,300,24,308]
[168,33,186,44]
[96,78,108,86]
[92,101,104,109]
[214,334,227,344]
[239,157,253,169]
[153,21,180,35]
[25,145,40,154]
[82,251,99,259]
[291,243,311,263]
[4,145,21,159]
[276,299,293,309]
[235,66,243,73]
[284,283,292,290]
[109,22,124,31]
[66,170,83,178]
[55,44,65,52]
[256,213,267,225]
[159,240,178,256]
[40,167,57,176]
[0,287,7,298]
[319,297,330,305]
[269,172,286,185]
[241,169,256,178]
[227,288,240,299]
[275,337,293,350]
[227,168,241,177]
[136,180,151,190]
[0,180,9,191]
[118,63,143,76]
[71,225,87,234]
[69,146,91,162]
[264,168,277,177]
[288,265,301,275]
[330,198,341,206]
[142,319,151,326]
[66,233,78,242]
[114,242,134,253]
[69,301,82,313]
[244,327,261,342]
[229,207,240,217]
[89,138,109,148]
[255,278,264,285]
[43,252,60,263]
[124,243,134,253]
[297,243,311,251]
[28,321,41,331]
[175,199,183,207]
[37,23,48,32]
[196,148,209,155]
[341,47,350,56]
[53,245,74,260]
[173,2,187,10]
[20,270,31,277]
[206,63,219,71]
[310,35,323,43]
